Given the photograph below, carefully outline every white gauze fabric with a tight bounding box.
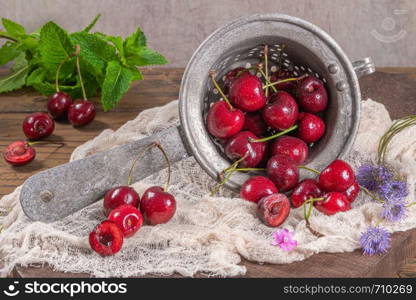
[1,99,415,277]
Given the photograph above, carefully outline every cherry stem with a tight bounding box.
[304,197,324,220]
[262,74,308,89]
[298,165,320,175]
[263,45,269,97]
[231,168,266,172]
[302,197,325,238]
[209,70,233,110]
[210,153,264,196]
[154,142,172,192]
[406,201,416,207]
[127,142,171,192]
[55,45,81,92]
[249,125,298,143]
[257,64,277,93]
[74,45,87,101]
[236,68,252,77]
[127,143,156,186]
[28,141,65,148]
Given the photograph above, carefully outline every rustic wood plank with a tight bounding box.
[0,112,139,198]
[1,67,416,278]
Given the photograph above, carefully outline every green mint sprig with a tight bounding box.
[0,14,168,111]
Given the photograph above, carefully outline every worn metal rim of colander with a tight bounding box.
[179,13,365,192]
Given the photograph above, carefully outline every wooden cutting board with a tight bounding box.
[1,67,415,278]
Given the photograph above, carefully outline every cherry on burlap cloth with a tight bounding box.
[1,99,415,277]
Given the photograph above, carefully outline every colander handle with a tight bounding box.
[19,126,190,222]
[352,57,375,78]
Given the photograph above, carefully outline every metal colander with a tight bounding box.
[20,13,376,222]
[179,13,375,191]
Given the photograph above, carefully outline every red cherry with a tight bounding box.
[270,70,295,92]
[267,154,299,192]
[270,136,308,165]
[68,99,96,126]
[207,101,245,139]
[297,113,325,143]
[290,179,322,208]
[229,74,266,112]
[22,112,55,140]
[243,112,267,137]
[223,67,250,94]
[47,92,73,119]
[314,192,351,215]
[296,77,328,113]
[224,131,266,168]
[344,182,360,202]
[257,193,291,227]
[319,160,356,192]
[89,220,124,256]
[240,176,278,203]
[3,141,36,166]
[140,186,176,225]
[262,91,299,130]
[108,204,144,238]
[103,186,140,216]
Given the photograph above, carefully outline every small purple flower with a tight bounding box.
[378,180,408,201]
[356,164,393,191]
[381,199,407,222]
[271,228,297,252]
[360,226,391,256]
[356,165,377,191]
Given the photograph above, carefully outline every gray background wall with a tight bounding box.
[0,0,414,67]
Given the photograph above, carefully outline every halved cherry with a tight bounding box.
[3,141,36,166]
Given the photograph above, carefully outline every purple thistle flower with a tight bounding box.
[356,164,392,191]
[380,198,407,222]
[271,228,297,252]
[378,180,408,202]
[360,226,391,255]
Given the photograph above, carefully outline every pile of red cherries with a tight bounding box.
[3,45,96,167]
[89,143,177,256]
[207,45,359,228]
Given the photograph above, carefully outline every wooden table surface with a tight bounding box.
[1,67,416,278]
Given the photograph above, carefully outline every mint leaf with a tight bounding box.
[26,67,46,86]
[124,28,147,50]
[1,18,26,39]
[22,36,39,53]
[0,53,29,93]
[39,21,74,76]
[70,32,117,77]
[12,52,28,71]
[126,48,167,66]
[83,14,101,32]
[101,60,135,111]
[123,28,167,66]
[129,67,143,81]
[95,33,126,64]
[0,41,24,65]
